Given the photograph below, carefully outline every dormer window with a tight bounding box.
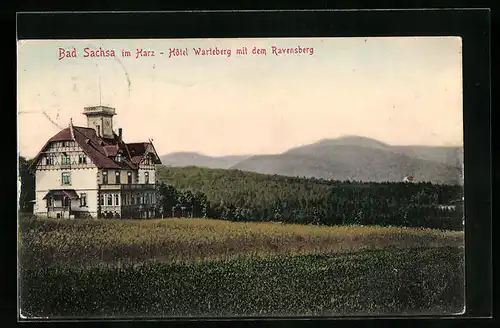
[115,154,122,162]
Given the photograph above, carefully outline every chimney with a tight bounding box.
[118,128,123,140]
[69,118,75,140]
[97,125,101,137]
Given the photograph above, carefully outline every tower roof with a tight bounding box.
[83,105,116,116]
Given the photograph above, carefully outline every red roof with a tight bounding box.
[127,142,162,165]
[30,125,161,170]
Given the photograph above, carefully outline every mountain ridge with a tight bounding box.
[160,152,251,169]
[160,136,463,184]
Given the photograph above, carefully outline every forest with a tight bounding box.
[18,157,463,230]
[155,166,464,230]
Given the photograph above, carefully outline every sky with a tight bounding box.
[17,37,463,158]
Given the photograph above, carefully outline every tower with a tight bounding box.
[83,106,116,139]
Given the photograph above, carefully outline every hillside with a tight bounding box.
[231,136,463,185]
[155,165,464,229]
[390,145,463,167]
[285,136,463,167]
[160,136,463,184]
[160,152,250,169]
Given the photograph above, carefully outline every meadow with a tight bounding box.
[19,217,463,268]
[18,218,465,318]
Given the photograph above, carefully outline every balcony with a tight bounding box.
[100,205,121,212]
[99,184,122,191]
[99,183,155,191]
[122,183,155,191]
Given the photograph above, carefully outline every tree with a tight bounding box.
[182,190,195,218]
[155,165,464,230]
[19,156,35,214]
[156,182,180,218]
[193,191,209,218]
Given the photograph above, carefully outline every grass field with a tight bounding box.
[19,218,463,268]
[18,218,465,318]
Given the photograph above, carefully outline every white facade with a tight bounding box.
[35,166,98,191]
[34,141,99,218]
[34,167,99,217]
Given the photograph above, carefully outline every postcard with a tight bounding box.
[17,36,465,319]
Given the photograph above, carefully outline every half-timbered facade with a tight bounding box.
[30,105,162,219]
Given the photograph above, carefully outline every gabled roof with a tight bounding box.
[127,142,162,165]
[42,189,79,200]
[30,124,160,171]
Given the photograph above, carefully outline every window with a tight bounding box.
[114,194,120,206]
[107,194,113,206]
[61,154,71,165]
[127,172,132,184]
[63,197,70,207]
[61,172,71,185]
[102,171,108,184]
[78,154,87,164]
[145,172,149,184]
[80,193,87,207]
[115,154,122,162]
[115,171,121,184]
[46,154,55,165]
